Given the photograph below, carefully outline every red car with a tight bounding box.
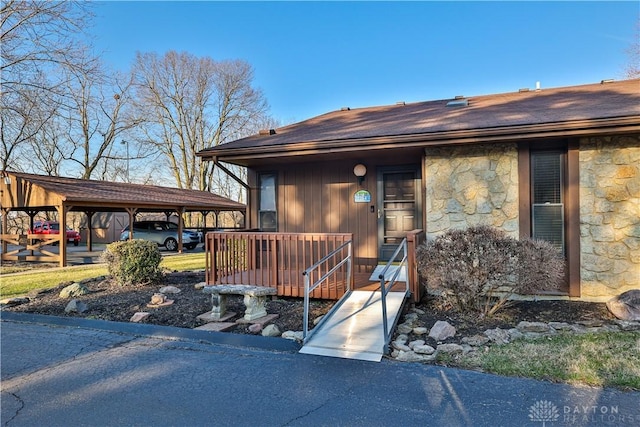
[31,220,81,246]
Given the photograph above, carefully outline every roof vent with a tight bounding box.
[396,101,406,106]
[601,79,615,84]
[341,107,351,111]
[259,129,276,136]
[454,95,465,100]
[519,88,530,92]
[446,98,468,107]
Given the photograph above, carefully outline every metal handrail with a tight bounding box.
[378,238,409,354]
[302,240,353,343]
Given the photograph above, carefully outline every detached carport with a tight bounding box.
[0,171,246,267]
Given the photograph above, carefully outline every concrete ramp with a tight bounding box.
[299,290,407,362]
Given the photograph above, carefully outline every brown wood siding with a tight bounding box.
[251,157,421,275]
[277,161,378,272]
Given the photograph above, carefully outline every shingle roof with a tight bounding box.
[198,79,640,164]
[3,172,245,212]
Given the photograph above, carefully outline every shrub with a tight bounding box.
[101,240,162,286]
[514,238,565,295]
[416,226,565,317]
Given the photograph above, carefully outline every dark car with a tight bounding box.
[30,220,81,246]
[120,221,200,251]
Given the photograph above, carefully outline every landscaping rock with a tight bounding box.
[437,343,464,354]
[396,350,437,363]
[516,321,551,333]
[395,334,409,344]
[461,335,489,346]
[64,299,88,313]
[262,324,281,337]
[130,312,150,322]
[507,328,524,341]
[548,322,573,331]
[248,323,263,334]
[429,320,456,341]
[403,313,419,324]
[484,328,510,345]
[159,286,181,294]
[614,320,640,331]
[282,330,303,342]
[408,340,425,349]
[392,340,411,352]
[412,327,428,335]
[59,283,89,298]
[413,344,436,355]
[397,323,413,335]
[313,315,324,325]
[606,289,640,321]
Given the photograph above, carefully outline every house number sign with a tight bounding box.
[354,190,371,203]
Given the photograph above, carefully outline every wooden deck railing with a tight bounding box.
[205,232,353,299]
[204,229,425,301]
[1,234,62,264]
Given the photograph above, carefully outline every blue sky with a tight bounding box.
[92,1,639,124]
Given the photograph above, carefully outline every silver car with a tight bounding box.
[120,221,200,251]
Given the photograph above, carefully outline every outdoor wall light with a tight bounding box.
[353,164,367,185]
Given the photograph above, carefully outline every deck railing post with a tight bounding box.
[346,240,353,292]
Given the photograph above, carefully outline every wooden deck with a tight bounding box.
[205,230,424,301]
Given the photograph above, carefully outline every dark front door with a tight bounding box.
[377,166,420,261]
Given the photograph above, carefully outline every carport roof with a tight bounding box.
[1,172,246,213]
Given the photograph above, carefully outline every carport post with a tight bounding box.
[57,204,67,267]
[126,208,137,240]
[177,207,185,253]
[1,208,8,254]
[85,210,95,251]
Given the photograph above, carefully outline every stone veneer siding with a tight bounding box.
[424,143,519,239]
[579,134,640,298]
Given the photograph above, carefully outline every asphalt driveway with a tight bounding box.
[2,312,639,427]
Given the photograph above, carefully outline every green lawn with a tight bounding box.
[0,252,206,299]
[448,331,640,390]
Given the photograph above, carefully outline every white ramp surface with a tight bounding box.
[299,290,406,362]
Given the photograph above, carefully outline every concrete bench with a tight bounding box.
[203,285,277,321]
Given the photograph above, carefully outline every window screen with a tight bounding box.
[532,152,562,204]
[531,151,565,253]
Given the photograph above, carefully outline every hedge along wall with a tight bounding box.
[424,143,520,240]
[579,134,640,298]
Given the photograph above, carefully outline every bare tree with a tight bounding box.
[132,51,270,191]
[0,0,93,171]
[625,20,640,78]
[57,53,143,180]
[0,71,58,171]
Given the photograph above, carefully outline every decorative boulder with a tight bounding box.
[65,299,88,313]
[428,320,456,341]
[606,289,640,321]
[262,324,281,337]
[59,283,89,299]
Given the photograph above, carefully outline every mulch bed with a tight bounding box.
[3,270,617,341]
